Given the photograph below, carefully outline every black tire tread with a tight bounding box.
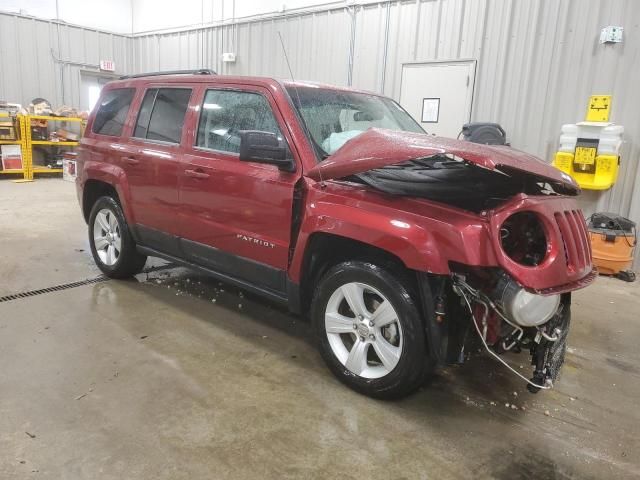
[88,195,147,279]
[311,260,432,400]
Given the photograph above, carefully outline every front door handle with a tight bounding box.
[122,156,139,165]
[184,168,210,179]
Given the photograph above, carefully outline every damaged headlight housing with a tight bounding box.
[493,274,560,327]
[500,211,548,267]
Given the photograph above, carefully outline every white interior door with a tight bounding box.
[80,73,114,112]
[399,61,476,139]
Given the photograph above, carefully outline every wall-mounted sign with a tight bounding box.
[421,98,440,123]
[600,26,623,44]
[222,52,237,63]
[99,60,115,72]
[586,94,611,122]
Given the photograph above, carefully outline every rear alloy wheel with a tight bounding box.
[88,196,147,278]
[93,208,122,266]
[312,261,430,399]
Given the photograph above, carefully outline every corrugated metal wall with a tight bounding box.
[2,1,639,267]
[0,13,133,108]
[132,0,640,267]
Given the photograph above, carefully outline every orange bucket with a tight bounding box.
[588,230,636,275]
[587,213,636,277]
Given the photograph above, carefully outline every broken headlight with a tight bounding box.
[500,211,548,267]
[492,273,560,327]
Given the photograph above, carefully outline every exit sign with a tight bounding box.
[99,60,115,72]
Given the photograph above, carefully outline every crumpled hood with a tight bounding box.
[306,128,579,194]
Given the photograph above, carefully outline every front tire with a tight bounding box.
[88,196,146,278]
[311,261,430,399]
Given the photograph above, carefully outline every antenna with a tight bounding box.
[277,31,326,186]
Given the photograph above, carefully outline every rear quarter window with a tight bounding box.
[92,88,135,136]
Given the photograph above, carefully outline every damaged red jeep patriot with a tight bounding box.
[77,71,595,399]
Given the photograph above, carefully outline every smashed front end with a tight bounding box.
[449,197,594,392]
[407,194,595,395]
[413,192,595,393]
[307,128,596,392]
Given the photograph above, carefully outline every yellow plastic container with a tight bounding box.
[553,152,619,190]
[552,122,623,191]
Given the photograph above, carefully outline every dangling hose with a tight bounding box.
[453,277,552,390]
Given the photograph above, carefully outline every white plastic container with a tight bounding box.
[558,122,623,155]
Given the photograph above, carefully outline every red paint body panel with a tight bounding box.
[76,144,134,222]
[178,84,300,269]
[486,194,594,292]
[78,74,594,298]
[288,179,497,282]
[307,128,579,194]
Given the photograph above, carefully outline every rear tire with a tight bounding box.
[311,261,430,399]
[88,196,147,279]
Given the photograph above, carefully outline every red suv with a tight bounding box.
[76,71,595,399]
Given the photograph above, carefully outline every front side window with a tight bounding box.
[92,88,135,136]
[133,88,191,144]
[286,86,424,158]
[196,89,283,154]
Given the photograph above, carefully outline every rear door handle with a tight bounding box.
[184,168,210,179]
[122,156,139,165]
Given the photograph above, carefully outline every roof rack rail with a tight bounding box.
[119,69,217,80]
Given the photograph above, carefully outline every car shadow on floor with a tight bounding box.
[110,266,553,402]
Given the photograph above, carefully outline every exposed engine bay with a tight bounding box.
[428,270,570,393]
[352,155,563,212]
[455,272,570,392]
[410,200,571,393]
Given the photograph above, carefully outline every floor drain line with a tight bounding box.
[0,276,109,303]
[0,263,176,304]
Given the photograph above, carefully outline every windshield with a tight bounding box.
[286,85,424,159]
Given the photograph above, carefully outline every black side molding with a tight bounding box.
[136,245,290,307]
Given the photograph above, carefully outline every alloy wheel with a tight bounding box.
[324,282,403,379]
[93,208,122,266]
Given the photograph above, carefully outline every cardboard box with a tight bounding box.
[63,151,77,181]
[1,144,23,170]
[56,129,80,142]
[0,119,17,140]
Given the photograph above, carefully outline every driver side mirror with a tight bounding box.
[238,130,295,172]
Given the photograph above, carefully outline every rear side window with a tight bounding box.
[133,88,191,144]
[92,88,135,136]
[133,89,157,139]
[196,89,283,154]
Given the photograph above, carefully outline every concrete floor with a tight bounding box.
[1,178,639,479]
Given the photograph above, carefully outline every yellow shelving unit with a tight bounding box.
[0,114,84,182]
[0,115,29,181]
[23,115,84,180]
[32,141,80,146]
